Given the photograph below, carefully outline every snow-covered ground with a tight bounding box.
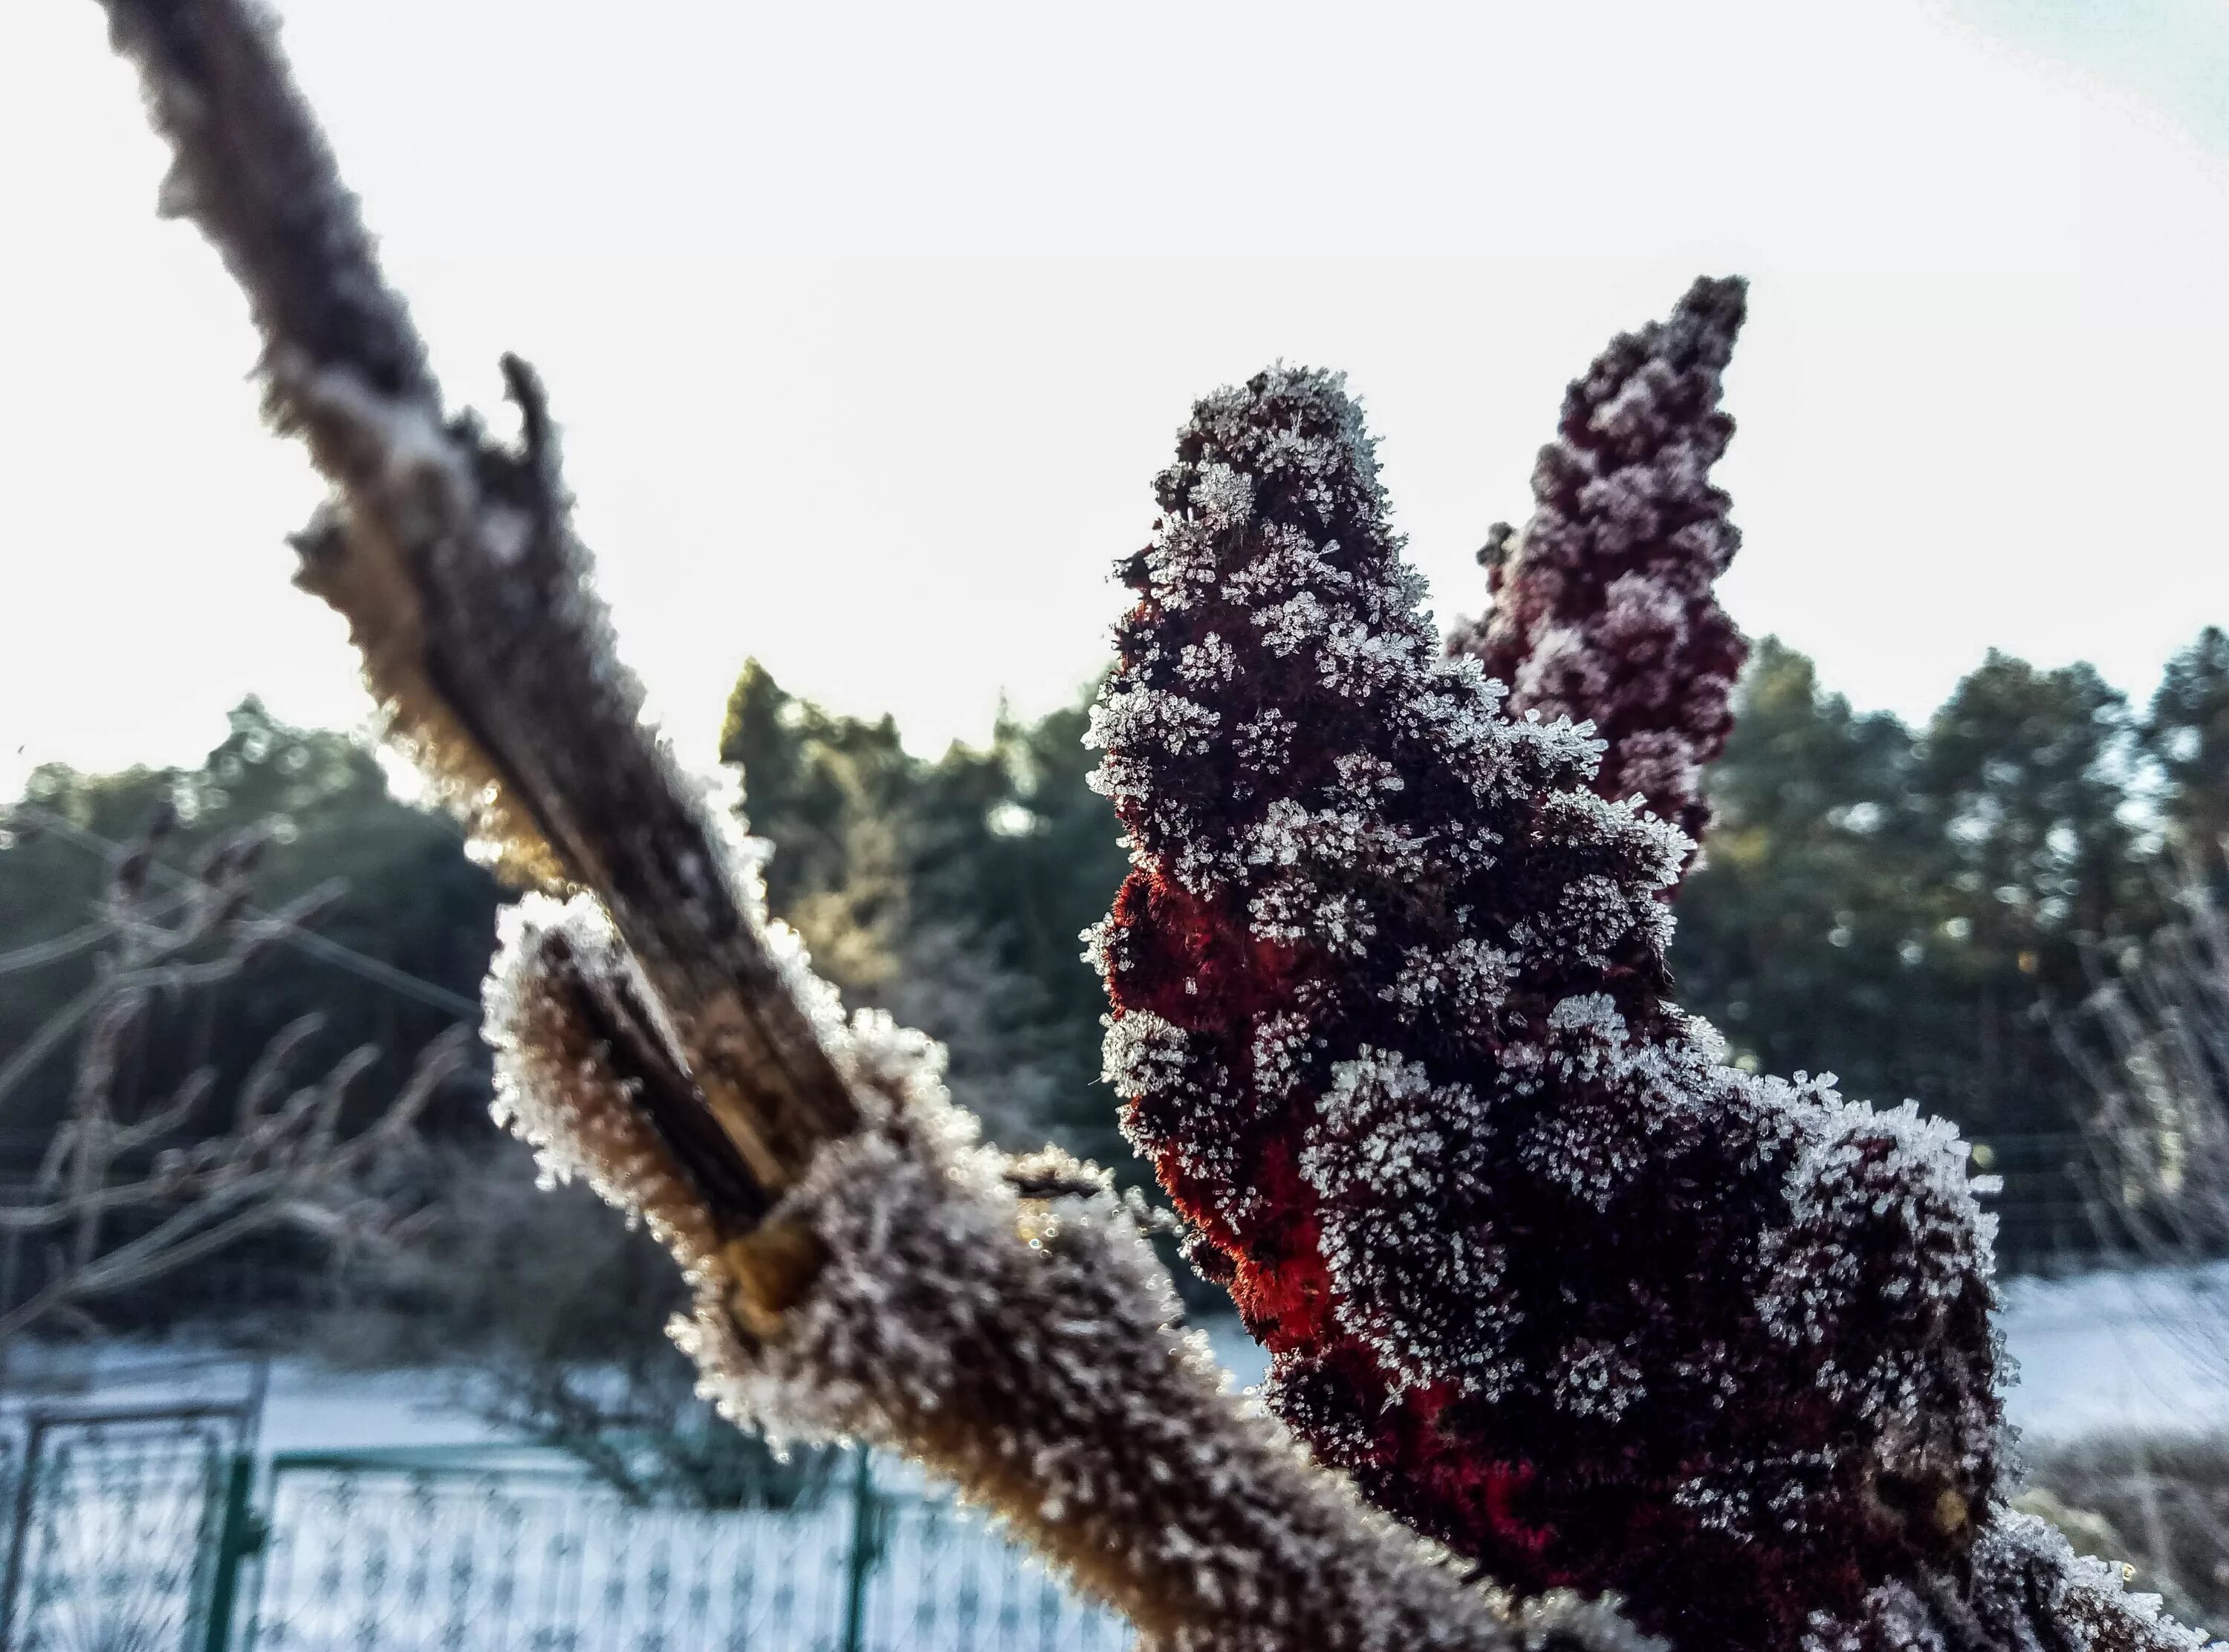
[1,1268,2222,1652]
[1996,1263,2229,1439]
[10,1265,2227,1452]
[1205,1266,2229,1445]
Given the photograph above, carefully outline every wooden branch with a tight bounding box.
[84,4,1655,1647]
[99,0,857,1218]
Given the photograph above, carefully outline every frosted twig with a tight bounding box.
[90,4,1643,1645]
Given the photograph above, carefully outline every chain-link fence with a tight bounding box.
[0,1399,1129,1652]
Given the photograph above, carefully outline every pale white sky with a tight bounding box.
[3,1,2227,795]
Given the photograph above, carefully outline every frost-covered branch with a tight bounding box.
[89,4,1644,1645]
[0,806,464,1342]
[487,894,1638,1651]
[100,0,860,1216]
[1450,278,1750,863]
[1088,366,2206,1652]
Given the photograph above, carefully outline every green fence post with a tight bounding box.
[197,1452,264,1652]
[839,1448,885,1652]
[0,1416,51,1651]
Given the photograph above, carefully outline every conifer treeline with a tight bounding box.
[7,621,2210,1282]
[726,618,2227,1269]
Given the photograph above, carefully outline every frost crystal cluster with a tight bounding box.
[485,892,1633,1652]
[1088,365,2200,1652]
[1449,277,1751,857]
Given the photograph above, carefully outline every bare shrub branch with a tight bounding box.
[0,804,466,1342]
[2067,855,2229,1373]
[86,3,1636,1645]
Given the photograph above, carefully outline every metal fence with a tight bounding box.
[0,1400,253,1652]
[0,1400,1129,1652]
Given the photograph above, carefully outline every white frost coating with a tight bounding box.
[483,889,946,1261]
[1551,1342,1645,1423]
[1300,1051,1512,1396]
[483,892,721,1275]
[1383,939,1516,1017]
[1251,1012,1314,1101]
[1180,633,1241,687]
[1090,687,1222,762]
[1234,707,1297,775]
[1450,277,1748,853]
[1088,365,2040,1648]
[1802,1514,2223,1652]
[673,1087,1641,1652]
[1189,463,1256,530]
[1756,1089,2004,1364]
[1101,1009,1193,1098]
[488,891,1646,1651]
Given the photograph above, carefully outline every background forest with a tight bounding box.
[5,620,2223,1336]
